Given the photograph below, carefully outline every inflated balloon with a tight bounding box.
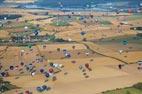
[80,31,86,36]
[4,17,7,20]
[63,49,67,52]
[31,72,36,76]
[1,72,6,77]
[34,30,39,36]
[34,31,39,36]
[36,85,50,92]
[40,69,44,73]
[50,62,54,66]
[68,38,72,41]
[25,90,30,94]
[122,40,128,45]
[49,68,54,73]
[65,53,71,58]
[24,26,28,30]
[10,66,14,70]
[44,72,50,78]
[28,44,32,49]
[36,87,43,92]
[42,85,48,90]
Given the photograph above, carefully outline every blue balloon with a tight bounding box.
[34,32,38,36]
[122,40,128,45]
[44,72,49,78]
[36,87,43,92]
[80,31,86,36]
[42,85,48,90]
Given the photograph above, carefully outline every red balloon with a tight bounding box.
[49,68,54,73]
[25,90,30,94]
[85,63,89,68]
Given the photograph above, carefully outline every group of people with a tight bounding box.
[79,63,92,78]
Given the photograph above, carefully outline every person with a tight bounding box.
[72,46,75,49]
[43,45,46,49]
[57,48,60,52]
[20,50,25,56]
[118,64,122,69]
[71,61,76,64]
[77,52,81,55]
[90,59,94,62]
[52,76,57,81]
[20,62,24,66]
[85,63,92,71]
[119,50,123,54]
[85,52,90,56]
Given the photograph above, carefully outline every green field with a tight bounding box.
[50,21,70,26]
[100,20,112,25]
[0,21,39,31]
[103,83,142,94]
[96,34,142,44]
[127,13,142,21]
[0,21,41,37]
[103,87,142,94]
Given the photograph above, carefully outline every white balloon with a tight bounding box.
[21,50,25,53]
[86,52,89,55]
[4,17,7,20]
[68,38,72,41]
[31,72,35,76]
[119,50,123,54]
[24,26,28,30]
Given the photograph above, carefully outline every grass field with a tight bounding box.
[1,22,37,30]
[96,34,142,44]
[0,21,40,37]
[127,13,142,21]
[103,83,142,94]
[100,20,112,25]
[103,88,142,94]
[50,20,70,26]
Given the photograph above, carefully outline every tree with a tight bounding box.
[0,77,18,93]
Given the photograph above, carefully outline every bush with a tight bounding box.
[133,83,142,90]
[54,38,68,42]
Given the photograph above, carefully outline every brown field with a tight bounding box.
[0,6,142,94]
